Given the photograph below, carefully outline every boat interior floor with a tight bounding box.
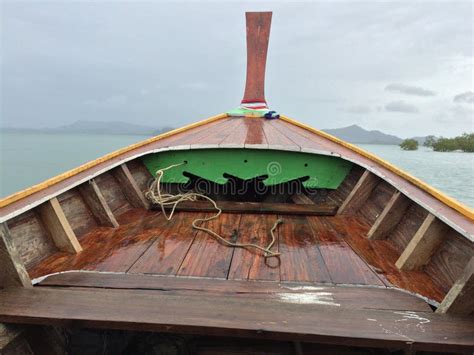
[29,208,446,304]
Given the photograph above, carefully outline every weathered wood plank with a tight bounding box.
[112,164,150,209]
[244,118,268,147]
[178,213,242,278]
[396,214,449,271]
[0,287,472,352]
[6,211,57,269]
[309,217,385,286]
[339,216,446,302]
[79,180,119,228]
[436,257,474,315]
[57,190,98,238]
[38,198,82,254]
[0,223,31,288]
[227,214,281,281]
[128,213,202,275]
[38,272,432,312]
[424,231,474,294]
[156,200,337,216]
[368,191,411,240]
[279,215,331,283]
[338,170,380,215]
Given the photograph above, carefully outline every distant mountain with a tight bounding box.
[50,120,156,135]
[2,120,173,136]
[322,124,403,145]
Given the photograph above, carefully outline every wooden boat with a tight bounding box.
[1,12,473,354]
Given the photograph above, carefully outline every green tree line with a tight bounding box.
[424,133,474,152]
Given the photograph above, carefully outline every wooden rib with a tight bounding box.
[158,200,337,216]
[37,198,82,254]
[337,170,380,215]
[436,257,474,315]
[396,214,449,271]
[0,223,31,288]
[338,216,446,302]
[367,191,411,240]
[79,180,119,228]
[112,164,149,210]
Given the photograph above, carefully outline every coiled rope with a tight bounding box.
[145,162,282,259]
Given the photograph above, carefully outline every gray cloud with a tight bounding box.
[343,105,372,114]
[385,83,436,97]
[385,101,419,113]
[453,91,474,104]
[1,1,472,137]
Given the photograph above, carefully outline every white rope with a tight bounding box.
[145,162,282,259]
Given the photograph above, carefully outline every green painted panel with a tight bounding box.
[142,149,352,189]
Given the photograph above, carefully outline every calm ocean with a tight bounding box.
[1,132,473,207]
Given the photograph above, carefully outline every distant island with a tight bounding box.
[3,121,470,149]
[2,120,173,136]
[322,124,403,145]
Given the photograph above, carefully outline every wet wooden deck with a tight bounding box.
[29,209,446,303]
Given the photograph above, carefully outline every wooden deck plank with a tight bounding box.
[219,119,248,147]
[28,210,171,278]
[244,119,268,146]
[227,214,280,281]
[171,118,236,146]
[278,215,331,283]
[335,216,447,303]
[178,213,243,278]
[268,120,333,152]
[158,200,337,216]
[37,272,433,312]
[128,212,203,275]
[309,217,385,286]
[1,287,472,352]
[261,120,299,150]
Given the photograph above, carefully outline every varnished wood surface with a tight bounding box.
[242,12,272,103]
[28,210,447,303]
[1,286,473,352]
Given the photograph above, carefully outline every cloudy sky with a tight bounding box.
[1,1,473,137]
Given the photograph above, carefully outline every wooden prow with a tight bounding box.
[241,12,272,107]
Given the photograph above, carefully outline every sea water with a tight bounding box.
[1,133,472,208]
